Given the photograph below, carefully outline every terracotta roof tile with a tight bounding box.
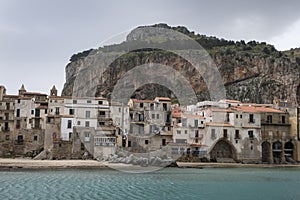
[233,106,284,113]
[155,97,171,101]
[131,99,155,103]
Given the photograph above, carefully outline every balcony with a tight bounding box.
[190,134,203,140]
[248,119,256,123]
[1,127,10,131]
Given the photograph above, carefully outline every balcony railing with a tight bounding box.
[1,127,10,131]
[248,119,256,123]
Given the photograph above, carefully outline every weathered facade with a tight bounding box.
[125,97,173,153]
[170,100,298,163]
[0,85,47,157]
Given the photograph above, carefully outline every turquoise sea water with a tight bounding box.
[0,168,300,200]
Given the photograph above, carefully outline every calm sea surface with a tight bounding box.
[0,167,299,200]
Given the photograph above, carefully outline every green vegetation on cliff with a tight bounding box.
[63,24,300,106]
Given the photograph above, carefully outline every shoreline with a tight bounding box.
[0,158,300,170]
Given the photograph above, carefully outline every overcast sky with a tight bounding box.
[1,0,300,94]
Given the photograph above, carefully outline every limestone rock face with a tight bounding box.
[62,25,300,106]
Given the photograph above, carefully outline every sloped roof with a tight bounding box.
[233,106,285,113]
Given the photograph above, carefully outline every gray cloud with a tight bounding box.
[0,0,300,94]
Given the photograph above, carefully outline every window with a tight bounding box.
[17,99,21,103]
[16,109,20,117]
[162,138,166,146]
[45,109,47,114]
[98,101,103,105]
[5,135,9,141]
[194,119,198,127]
[184,130,188,134]
[281,116,286,124]
[225,113,230,122]
[84,132,90,142]
[5,113,9,120]
[249,114,254,123]
[69,132,72,139]
[99,111,105,117]
[87,100,91,103]
[223,129,228,138]
[86,111,90,118]
[145,140,149,145]
[85,121,90,127]
[152,114,155,119]
[236,114,238,119]
[182,118,187,127]
[211,129,216,139]
[267,115,272,123]
[77,121,81,125]
[31,110,34,115]
[139,114,144,122]
[156,114,159,119]
[235,130,240,139]
[35,109,40,117]
[67,120,72,129]
[177,130,181,134]
[163,103,167,111]
[140,103,143,108]
[33,135,38,141]
[69,109,75,115]
[16,120,21,129]
[195,130,199,137]
[17,135,24,142]
[99,122,105,126]
[55,107,60,115]
[73,100,77,104]
[240,115,242,119]
[128,141,131,147]
[248,130,254,139]
[150,104,154,110]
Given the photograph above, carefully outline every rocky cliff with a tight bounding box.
[62,24,300,106]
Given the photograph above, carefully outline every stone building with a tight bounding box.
[110,102,130,148]
[172,112,205,156]
[258,106,294,163]
[126,97,173,153]
[0,85,18,156]
[0,85,46,157]
[171,100,298,163]
[46,87,115,159]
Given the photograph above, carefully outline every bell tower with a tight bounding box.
[18,84,26,96]
[50,85,58,96]
[0,85,6,101]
